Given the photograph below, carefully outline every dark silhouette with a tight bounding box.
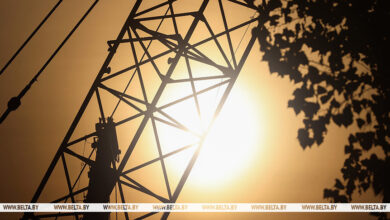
[7,0,388,219]
[0,0,98,125]
[254,0,389,219]
[22,1,259,219]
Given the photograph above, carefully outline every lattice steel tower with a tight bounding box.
[22,0,259,219]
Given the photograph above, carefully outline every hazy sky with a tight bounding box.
[0,0,381,219]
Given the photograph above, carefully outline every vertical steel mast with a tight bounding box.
[23,0,259,219]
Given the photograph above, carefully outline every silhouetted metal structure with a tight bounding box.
[22,0,259,219]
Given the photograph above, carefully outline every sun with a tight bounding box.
[190,86,262,186]
[158,81,263,188]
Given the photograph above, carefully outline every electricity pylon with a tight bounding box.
[23,0,259,219]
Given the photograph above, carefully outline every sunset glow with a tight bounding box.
[157,80,262,187]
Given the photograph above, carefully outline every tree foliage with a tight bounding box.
[253,0,389,218]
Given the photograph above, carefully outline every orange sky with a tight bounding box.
[0,0,381,219]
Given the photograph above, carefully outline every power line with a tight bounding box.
[0,0,63,77]
[0,0,99,125]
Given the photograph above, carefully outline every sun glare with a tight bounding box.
[191,86,262,186]
[158,81,263,187]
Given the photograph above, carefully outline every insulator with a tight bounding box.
[7,97,21,111]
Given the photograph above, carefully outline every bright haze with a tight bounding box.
[0,0,379,219]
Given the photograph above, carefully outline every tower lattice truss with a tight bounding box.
[25,0,259,219]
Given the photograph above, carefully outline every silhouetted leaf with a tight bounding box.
[270,15,280,26]
[297,128,314,149]
[288,99,300,115]
[290,69,303,83]
[330,99,340,108]
[332,113,343,126]
[317,85,327,94]
[255,0,390,213]
[366,112,372,124]
[356,132,374,150]
[351,149,362,161]
[323,188,336,200]
[335,179,344,190]
[346,179,356,196]
[348,134,357,143]
[352,100,362,113]
[345,144,352,154]
[332,105,353,127]
[295,23,301,33]
[267,0,282,11]
[311,117,327,145]
[302,102,320,118]
[356,118,365,128]
[320,91,333,104]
